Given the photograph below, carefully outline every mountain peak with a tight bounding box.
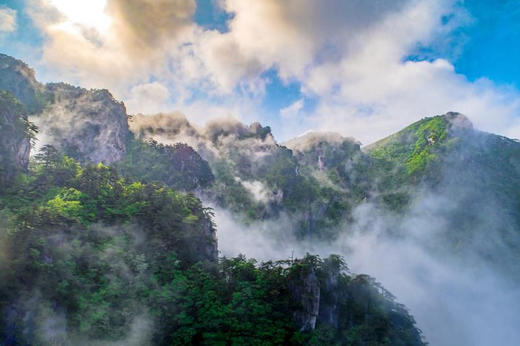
[284,131,357,152]
[0,54,45,113]
[443,112,473,130]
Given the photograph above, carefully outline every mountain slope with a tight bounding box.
[0,53,48,114]
[0,54,425,345]
[0,135,424,346]
[0,90,34,188]
[366,112,520,277]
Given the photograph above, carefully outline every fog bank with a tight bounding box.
[214,199,520,346]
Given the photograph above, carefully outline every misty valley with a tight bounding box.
[1,53,519,346]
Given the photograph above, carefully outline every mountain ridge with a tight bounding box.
[1,53,520,345]
[0,53,427,345]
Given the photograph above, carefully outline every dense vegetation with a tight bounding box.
[205,138,368,237]
[0,84,423,344]
[0,147,423,345]
[4,53,520,345]
[116,138,214,192]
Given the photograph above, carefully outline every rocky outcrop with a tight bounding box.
[0,54,47,114]
[0,55,130,165]
[288,260,321,331]
[318,256,341,328]
[445,111,473,130]
[284,131,362,172]
[33,83,129,164]
[198,216,218,262]
[288,256,344,331]
[0,91,32,185]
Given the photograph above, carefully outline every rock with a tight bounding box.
[0,54,131,165]
[33,83,130,164]
[288,259,321,331]
[318,256,342,328]
[0,91,32,184]
[0,54,47,114]
[445,112,473,130]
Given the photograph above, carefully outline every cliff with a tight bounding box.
[0,54,47,114]
[34,83,129,164]
[0,55,130,164]
[0,91,32,186]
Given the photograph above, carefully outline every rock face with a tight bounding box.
[0,54,46,114]
[285,131,363,174]
[198,216,219,262]
[34,83,129,164]
[0,91,31,185]
[287,256,345,331]
[0,54,130,165]
[288,262,321,331]
[445,111,473,130]
[318,259,341,328]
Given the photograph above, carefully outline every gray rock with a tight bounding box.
[289,263,321,331]
[318,258,341,328]
[0,54,47,114]
[34,83,130,164]
[0,91,31,183]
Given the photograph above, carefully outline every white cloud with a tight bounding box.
[280,98,304,119]
[0,7,17,33]
[125,82,171,114]
[189,0,520,143]
[286,0,520,143]
[23,0,520,143]
[26,0,196,92]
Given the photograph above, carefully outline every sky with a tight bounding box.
[0,0,519,144]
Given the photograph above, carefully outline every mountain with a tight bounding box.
[0,91,34,188]
[0,54,129,164]
[0,54,425,345]
[367,112,520,276]
[0,53,47,114]
[130,113,370,237]
[34,82,130,164]
[131,111,520,246]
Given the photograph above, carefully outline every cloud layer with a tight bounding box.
[0,7,16,33]
[23,0,520,143]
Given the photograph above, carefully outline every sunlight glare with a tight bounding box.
[48,0,111,33]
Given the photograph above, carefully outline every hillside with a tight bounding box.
[2,53,520,345]
[367,112,520,276]
[0,54,425,345]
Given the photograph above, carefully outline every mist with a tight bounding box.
[213,188,520,346]
[1,223,156,345]
[135,112,520,345]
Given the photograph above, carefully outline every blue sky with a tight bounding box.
[410,0,520,88]
[0,0,519,143]
[191,0,520,122]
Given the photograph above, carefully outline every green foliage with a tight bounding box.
[207,137,372,237]
[370,116,449,183]
[367,116,458,210]
[153,255,423,345]
[116,138,214,191]
[208,159,264,219]
[0,147,423,344]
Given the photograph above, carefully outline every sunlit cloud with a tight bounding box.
[18,0,520,143]
[0,7,17,33]
[47,0,111,33]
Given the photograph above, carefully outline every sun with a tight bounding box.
[48,0,111,33]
